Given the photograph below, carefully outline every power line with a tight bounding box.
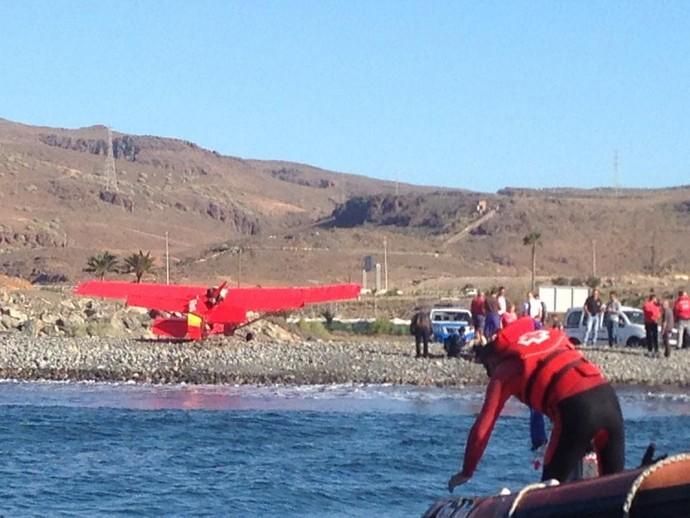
[103,127,118,192]
[613,149,619,197]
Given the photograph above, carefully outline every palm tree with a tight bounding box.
[523,231,542,291]
[84,251,119,280]
[123,250,155,283]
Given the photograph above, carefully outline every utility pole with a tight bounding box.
[383,236,389,292]
[165,231,170,284]
[236,248,242,287]
[103,126,118,192]
[613,150,619,198]
[650,233,657,277]
[591,239,597,278]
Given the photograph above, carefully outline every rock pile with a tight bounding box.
[0,288,302,343]
[0,289,151,338]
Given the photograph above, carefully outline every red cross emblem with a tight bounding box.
[517,330,550,346]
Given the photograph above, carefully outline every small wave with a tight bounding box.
[1,380,689,416]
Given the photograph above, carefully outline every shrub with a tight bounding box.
[585,276,601,289]
[296,319,330,339]
[369,318,394,335]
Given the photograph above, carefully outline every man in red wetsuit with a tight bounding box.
[448,317,625,491]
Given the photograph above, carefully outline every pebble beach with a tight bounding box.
[1,333,689,387]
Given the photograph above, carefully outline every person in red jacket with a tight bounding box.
[447,317,624,491]
[674,290,690,350]
[642,294,661,357]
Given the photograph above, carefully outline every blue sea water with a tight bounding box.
[1,382,690,517]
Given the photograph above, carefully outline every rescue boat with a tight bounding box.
[423,452,690,518]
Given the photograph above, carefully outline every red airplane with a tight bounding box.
[74,280,361,340]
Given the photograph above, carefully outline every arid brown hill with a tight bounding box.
[1,117,689,287]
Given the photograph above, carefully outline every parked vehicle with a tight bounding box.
[430,307,474,347]
[564,306,678,347]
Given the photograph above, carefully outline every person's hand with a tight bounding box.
[447,472,470,493]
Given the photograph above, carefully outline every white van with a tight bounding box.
[564,306,678,347]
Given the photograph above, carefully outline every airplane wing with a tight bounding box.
[218,284,362,313]
[75,280,361,319]
[74,280,208,313]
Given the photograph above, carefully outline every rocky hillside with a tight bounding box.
[322,187,690,281]
[0,118,440,282]
[1,117,689,287]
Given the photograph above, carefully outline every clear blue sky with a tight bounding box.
[1,1,689,192]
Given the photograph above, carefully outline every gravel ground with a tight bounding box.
[1,333,690,387]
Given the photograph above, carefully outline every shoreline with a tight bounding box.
[2,334,690,387]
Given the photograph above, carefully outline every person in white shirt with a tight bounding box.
[497,286,507,315]
[522,291,542,320]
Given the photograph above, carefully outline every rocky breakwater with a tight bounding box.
[1,328,690,386]
[0,288,152,338]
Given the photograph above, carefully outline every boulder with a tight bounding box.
[20,319,39,337]
[1,313,20,328]
[39,312,60,325]
[2,307,28,322]
[59,300,76,310]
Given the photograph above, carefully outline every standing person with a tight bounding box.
[410,309,432,358]
[484,289,501,339]
[523,291,542,321]
[661,299,675,359]
[501,303,518,328]
[470,290,486,344]
[583,289,603,346]
[642,294,661,357]
[673,290,690,350]
[447,317,625,490]
[604,292,622,347]
[536,292,548,327]
[497,286,507,316]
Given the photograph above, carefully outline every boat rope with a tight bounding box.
[622,453,690,517]
[506,479,560,517]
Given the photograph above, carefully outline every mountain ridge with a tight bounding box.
[1,117,689,287]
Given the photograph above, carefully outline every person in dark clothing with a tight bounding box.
[470,291,486,343]
[445,327,466,358]
[583,289,603,346]
[642,294,661,357]
[484,289,501,339]
[661,299,675,358]
[410,310,432,358]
